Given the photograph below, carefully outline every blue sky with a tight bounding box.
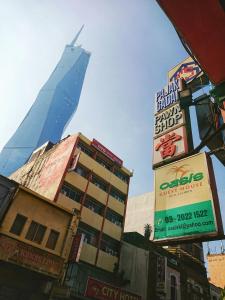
[0,0,224,252]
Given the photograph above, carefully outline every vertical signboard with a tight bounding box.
[156,255,166,294]
[154,153,223,243]
[153,79,193,168]
[68,233,84,263]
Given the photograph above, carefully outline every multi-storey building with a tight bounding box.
[0,175,78,300]
[0,27,90,176]
[10,133,133,299]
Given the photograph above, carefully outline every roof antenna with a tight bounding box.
[70,25,84,46]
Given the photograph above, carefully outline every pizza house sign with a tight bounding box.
[153,79,191,168]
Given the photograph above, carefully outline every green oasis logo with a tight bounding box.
[160,172,204,190]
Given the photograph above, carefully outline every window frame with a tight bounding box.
[46,229,60,250]
[10,214,27,236]
[25,220,47,244]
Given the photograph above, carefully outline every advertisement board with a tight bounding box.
[85,277,141,300]
[153,126,188,167]
[10,135,77,201]
[0,235,64,277]
[154,153,223,243]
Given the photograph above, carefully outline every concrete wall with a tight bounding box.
[208,254,225,289]
[119,241,149,300]
[124,192,154,238]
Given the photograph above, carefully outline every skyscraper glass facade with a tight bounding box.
[0,30,90,176]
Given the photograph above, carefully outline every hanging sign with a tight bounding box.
[154,152,223,243]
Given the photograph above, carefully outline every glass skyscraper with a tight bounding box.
[0,27,90,176]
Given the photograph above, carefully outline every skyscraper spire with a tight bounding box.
[0,27,90,176]
[70,25,84,46]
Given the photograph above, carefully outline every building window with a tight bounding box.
[170,275,177,300]
[100,234,120,257]
[113,168,129,183]
[46,230,60,250]
[25,221,47,244]
[61,183,83,203]
[106,208,123,227]
[91,175,108,192]
[74,164,89,178]
[110,187,126,203]
[10,214,27,236]
[77,141,93,157]
[77,222,99,247]
[96,156,112,171]
[84,196,104,216]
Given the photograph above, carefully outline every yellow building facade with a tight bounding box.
[10,133,132,274]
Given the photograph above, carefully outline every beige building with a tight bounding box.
[208,253,225,289]
[0,175,78,299]
[124,192,154,238]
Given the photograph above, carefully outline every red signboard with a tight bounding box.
[91,139,123,166]
[0,235,64,277]
[85,277,141,300]
[68,233,84,262]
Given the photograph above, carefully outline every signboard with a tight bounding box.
[168,57,202,84]
[85,277,141,300]
[156,255,166,294]
[10,135,77,201]
[0,234,64,277]
[155,79,183,113]
[92,139,123,166]
[68,233,84,262]
[154,153,223,243]
[153,126,188,166]
[154,103,185,138]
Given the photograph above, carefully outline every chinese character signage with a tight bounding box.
[85,277,141,300]
[154,153,223,243]
[153,127,188,166]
